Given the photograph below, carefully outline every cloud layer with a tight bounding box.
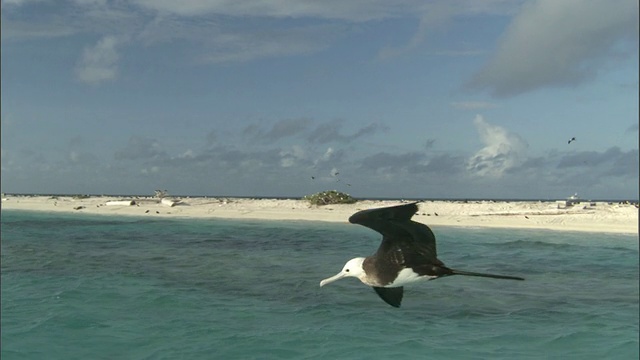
[2,0,636,95]
[2,116,637,199]
[1,1,637,199]
[468,0,639,96]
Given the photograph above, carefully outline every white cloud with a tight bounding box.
[1,0,32,6]
[311,147,336,168]
[450,101,498,110]
[197,24,344,64]
[69,151,80,162]
[280,157,295,168]
[130,0,526,64]
[75,35,121,84]
[114,136,166,160]
[277,145,304,159]
[321,147,334,161]
[140,166,159,175]
[179,149,195,159]
[468,0,639,97]
[279,145,306,168]
[73,0,107,5]
[133,0,413,22]
[376,0,524,60]
[132,0,523,23]
[2,0,524,65]
[377,2,455,60]
[467,115,528,177]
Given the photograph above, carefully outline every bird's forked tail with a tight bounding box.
[450,269,524,281]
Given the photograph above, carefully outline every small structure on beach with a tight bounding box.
[161,198,181,207]
[557,193,581,209]
[105,200,136,206]
[566,193,580,206]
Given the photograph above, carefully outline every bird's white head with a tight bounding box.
[319,257,366,287]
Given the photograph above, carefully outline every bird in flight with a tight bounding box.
[568,137,576,144]
[320,202,524,307]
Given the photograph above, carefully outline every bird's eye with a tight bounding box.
[345,269,350,272]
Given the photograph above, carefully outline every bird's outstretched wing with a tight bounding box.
[388,219,439,262]
[349,202,439,263]
[348,202,419,237]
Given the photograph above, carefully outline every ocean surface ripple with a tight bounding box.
[2,210,638,359]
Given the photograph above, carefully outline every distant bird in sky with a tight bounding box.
[320,202,524,307]
[568,137,576,144]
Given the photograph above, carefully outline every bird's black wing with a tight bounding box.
[388,219,439,262]
[348,202,419,238]
[349,202,420,259]
[372,286,403,308]
[349,202,439,262]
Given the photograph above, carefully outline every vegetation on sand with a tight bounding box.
[303,190,357,206]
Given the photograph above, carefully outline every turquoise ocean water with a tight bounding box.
[1,210,638,359]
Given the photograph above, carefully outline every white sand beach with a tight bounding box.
[2,195,637,234]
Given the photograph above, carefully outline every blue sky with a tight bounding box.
[1,0,638,200]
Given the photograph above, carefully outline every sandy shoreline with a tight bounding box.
[2,195,637,234]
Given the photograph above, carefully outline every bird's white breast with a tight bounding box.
[385,268,437,287]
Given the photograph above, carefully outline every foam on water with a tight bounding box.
[2,210,638,359]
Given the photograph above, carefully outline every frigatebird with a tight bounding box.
[320,202,524,307]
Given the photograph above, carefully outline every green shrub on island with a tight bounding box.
[303,190,357,206]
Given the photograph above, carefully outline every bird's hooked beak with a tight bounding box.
[319,271,346,287]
